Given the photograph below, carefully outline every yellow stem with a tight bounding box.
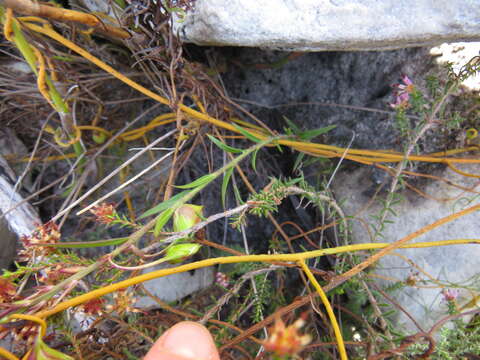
[298,260,347,360]
[328,204,480,290]
[4,8,14,41]
[31,45,53,107]
[20,21,480,166]
[77,125,113,137]
[9,314,47,337]
[0,347,19,360]
[0,346,20,360]
[446,161,480,178]
[53,125,82,147]
[34,238,480,319]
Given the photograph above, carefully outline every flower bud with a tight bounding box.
[165,243,201,263]
[263,315,312,356]
[173,204,203,233]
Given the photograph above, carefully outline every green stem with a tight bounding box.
[11,138,276,309]
[36,237,129,249]
[6,14,85,166]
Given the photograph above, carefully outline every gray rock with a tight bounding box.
[174,0,480,51]
[431,42,480,91]
[219,46,433,151]
[136,263,214,307]
[71,0,120,19]
[0,131,40,270]
[332,164,480,334]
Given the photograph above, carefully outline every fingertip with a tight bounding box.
[144,321,220,360]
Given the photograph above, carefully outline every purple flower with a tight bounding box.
[215,272,229,287]
[390,75,415,109]
[442,288,459,302]
[399,75,414,88]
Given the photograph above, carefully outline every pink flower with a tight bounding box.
[442,288,459,302]
[215,272,229,288]
[390,75,415,109]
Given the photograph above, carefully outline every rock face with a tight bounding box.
[332,164,480,334]
[0,130,40,270]
[136,264,214,307]
[175,0,480,51]
[218,47,433,151]
[430,42,480,91]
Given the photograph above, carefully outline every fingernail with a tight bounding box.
[161,322,217,359]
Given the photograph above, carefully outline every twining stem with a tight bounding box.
[2,11,86,167]
[298,260,347,360]
[34,238,480,319]
[327,203,480,290]
[0,347,18,360]
[27,238,480,360]
[19,21,480,165]
[12,138,274,310]
[9,314,46,337]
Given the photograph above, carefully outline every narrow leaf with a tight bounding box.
[300,125,336,140]
[251,148,259,172]
[286,177,303,186]
[387,208,398,217]
[154,208,174,237]
[232,123,262,143]
[139,190,191,219]
[233,183,243,204]
[282,116,300,133]
[35,237,128,249]
[221,167,234,208]
[207,134,243,153]
[175,174,215,189]
[293,152,305,172]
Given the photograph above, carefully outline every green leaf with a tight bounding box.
[221,167,234,208]
[175,174,215,189]
[282,116,301,133]
[154,208,174,237]
[286,177,303,186]
[299,125,336,140]
[113,0,126,8]
[251,148,259,172]
[382,309,397,318]
[233,184,243,205]
[283,116,335,140]
[31,334,74,360]
[232,123,263,143]
[207,134,243,153]
[139,190,191,219]
[41,343,75,360]
[293,152,305,172]
[386,208,398,217]
[165,243,201,263]
[36,237,128,249]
